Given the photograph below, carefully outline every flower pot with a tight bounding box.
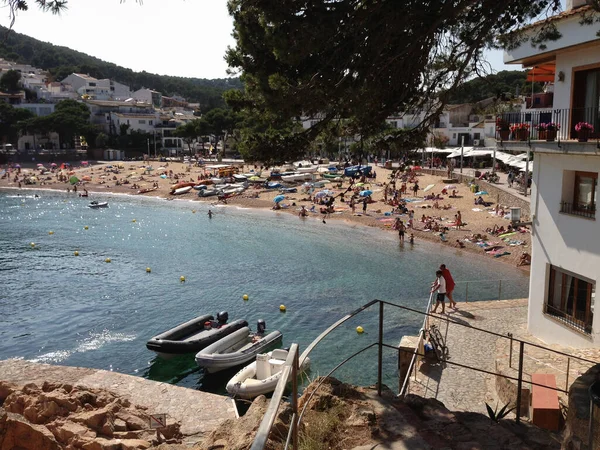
[546,130,556,142]
[538,130,547,140]
[578,129,590,142]
[498,130,510,141]
[517,129,529,141]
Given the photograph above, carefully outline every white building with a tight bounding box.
[109,112,159,134]
[84,99,153,133]
[61,73,132,101]
[501,0,600,347]
[15,103,55,117]
[132,88,162,108]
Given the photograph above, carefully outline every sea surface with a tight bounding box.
[0,189,529,394]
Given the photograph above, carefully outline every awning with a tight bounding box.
[526,64,555,83]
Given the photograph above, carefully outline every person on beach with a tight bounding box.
[439,264,457,309]
[362,198,368,214]
[207,209,213,219]
[409,233,414,244]
[412,182,419,197]
[299,206,308,217]
[398,221,406,241]
[430,270,447,314]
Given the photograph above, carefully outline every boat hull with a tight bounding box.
[146,317,248,358]
[195,327,283,373]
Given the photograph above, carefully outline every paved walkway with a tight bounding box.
[450,167,532,203]
[407,299,529,413]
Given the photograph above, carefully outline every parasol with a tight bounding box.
[475,191,489,196]
[423,184,435,192]
[274,195,285,203]
[69,176,79,185]
[359,190,373,197]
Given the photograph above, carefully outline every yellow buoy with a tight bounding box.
[243,294,249,301]
[74,251,79,256]
[146,267,152,273]
[180,276,186,282]
[105,258,111,263]
[84,226,89,230]
[132,219,136,223]
[279,304,286,312]
[356,326,364,334]
[30,242,35,247]
[48,231,54,235]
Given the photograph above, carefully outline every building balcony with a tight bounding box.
[496,107,600,144]
[559,201,596,220]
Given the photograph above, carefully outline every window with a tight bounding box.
[572,67,600,139]
[473,133,481,140]
[89,82,96,87]
[149,120,153,125]
[545,265,595,334]
[139,120,146,125]
[561,171,597,218]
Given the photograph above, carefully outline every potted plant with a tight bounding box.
[575,122,594,142]
[510,123,530,141]
[538,122,560,141]
[496,117,510,141]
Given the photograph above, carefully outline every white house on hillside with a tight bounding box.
[501,0,600,347]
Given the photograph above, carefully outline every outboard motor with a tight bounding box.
[216,311,229,325]
[257,319,266,335]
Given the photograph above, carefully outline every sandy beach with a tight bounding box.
[0,159,531,271]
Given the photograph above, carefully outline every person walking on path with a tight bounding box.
[362,197,368,214]
[430,270,447,314]
[440,264,457,309]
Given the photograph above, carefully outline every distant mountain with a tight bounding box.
[0,26,242,110]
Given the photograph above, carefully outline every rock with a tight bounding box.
[0,411,61,450]
[80,437,122,450]
[49,420,94,443]
[114,417,127,431]
[101,419,115,438]
[41,390,80,412]
[119,438,152,450]
[0,381,17,404]
[115,410,148,431]
[72,406,114,430]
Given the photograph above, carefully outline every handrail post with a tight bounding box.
[378,301,384,397]
[292,348,299,449]
[516,341,524,424]
[565,357,570,393]
[508,333,513,369]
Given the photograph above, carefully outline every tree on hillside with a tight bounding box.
[0,102,34,145]
[225,0,581,160]
[173,120,202,154]
[202,107,241,160]
[0,69,21,93]
[446,71,545,104]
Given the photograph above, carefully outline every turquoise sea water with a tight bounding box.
[0,189,529,393]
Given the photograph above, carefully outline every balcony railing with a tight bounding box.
[544,302,593,334]
[497,107,600,142]
[560,201,596,219]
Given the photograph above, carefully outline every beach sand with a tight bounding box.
[0,160,531,271]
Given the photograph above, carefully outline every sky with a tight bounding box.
[3,1,516,80]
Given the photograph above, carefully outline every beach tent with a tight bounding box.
[69,176,79,185]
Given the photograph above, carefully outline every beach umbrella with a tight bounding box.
[50,163,57,167]
[81,161,89,165]
[14,164,21,168]
[413,165,422,170]
[359,190,373,197]
[274,195,285,203]
[444,184,456,190]
[423,184,435,192]
[160,174,167,179]
[82,176,92,182]
[475,191,489,196]
[37,163,44,167]
[69,176,79,185]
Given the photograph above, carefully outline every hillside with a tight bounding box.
[446,70,543,104]
[0,26,243,110]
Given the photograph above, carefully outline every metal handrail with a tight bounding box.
[399,291,434,397]
[252,297,600,448]
[250,343,299,450]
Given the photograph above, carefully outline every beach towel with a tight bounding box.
[471,208,482,212]
[493,252,511,258]
[498,231,517,238]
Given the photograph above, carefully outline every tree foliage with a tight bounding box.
[0,26,242,110]
[0,69,21,93]
[225,0,569,159]
[0,102,34,145]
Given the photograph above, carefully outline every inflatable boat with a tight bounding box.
[146,311,248,359]
[194,320,282,373]
[226,349,310,399]
[88,201,108,208]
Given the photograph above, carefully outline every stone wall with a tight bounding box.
[495,360,531,418]
[563,364,600,450]
[420,169,531,219]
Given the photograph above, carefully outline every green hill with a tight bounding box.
[0,26,242,110]
[446,70,542,104]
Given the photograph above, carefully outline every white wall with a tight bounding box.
[529,151,600,347]
[504,14,600,64]
[553,46,600,111]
